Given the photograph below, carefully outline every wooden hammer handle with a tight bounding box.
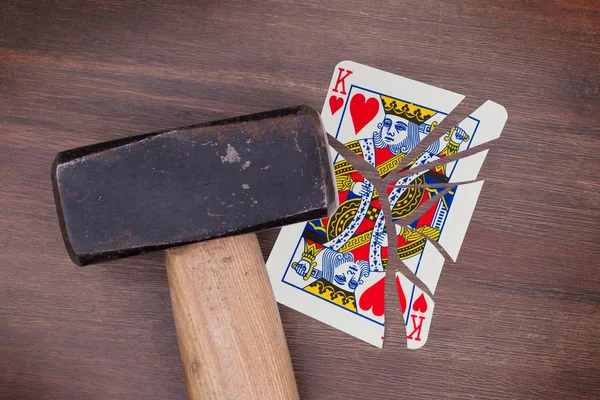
[166,233,299,400]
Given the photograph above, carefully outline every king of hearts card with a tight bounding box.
[267,61,507,348]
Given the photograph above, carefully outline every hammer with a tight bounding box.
[51,105,337,399]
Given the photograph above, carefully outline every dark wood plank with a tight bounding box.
[1,0,598,399]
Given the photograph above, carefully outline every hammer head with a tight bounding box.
[52,105,337,266]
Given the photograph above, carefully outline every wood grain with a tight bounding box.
[1,0,598,399]
[166,234,298,400]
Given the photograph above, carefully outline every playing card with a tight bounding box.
[267,61,507,349]
[267,62,465,347]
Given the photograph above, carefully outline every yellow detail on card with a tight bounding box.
[380,96,436,124]
[304,278,357,312]
[339,230,372,253]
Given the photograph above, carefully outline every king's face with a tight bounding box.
[382,115,409,146]
[333,262,363,292]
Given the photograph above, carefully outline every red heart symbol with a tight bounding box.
[329,95,344,115]
[349,93,379,134]
[412,293,428,313]
[396,276,407,314]
[359,277,385,317]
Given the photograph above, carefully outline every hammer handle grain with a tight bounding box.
[166,233,299,400]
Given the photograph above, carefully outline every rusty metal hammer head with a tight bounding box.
[52,105,337,265]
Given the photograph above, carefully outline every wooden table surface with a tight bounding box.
[1,1,599,399]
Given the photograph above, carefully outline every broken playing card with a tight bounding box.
[266,61,507,348]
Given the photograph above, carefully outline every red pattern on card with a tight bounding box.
[359,277,385,317]
[349,93,379,134]
[329,95,344,115]
[412,293,428,313]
